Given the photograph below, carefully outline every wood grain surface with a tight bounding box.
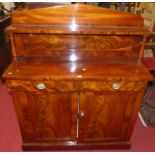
[13,34,142,57]
[78,91,137,142]
[3,57,152,81]
[11,91,78,143]
[11,4,144,27]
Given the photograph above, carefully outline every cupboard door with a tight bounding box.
[12,92,78,143]
[78,91,137,143]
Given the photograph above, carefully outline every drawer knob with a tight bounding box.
[112,83,120,90]
[36,83,46,90]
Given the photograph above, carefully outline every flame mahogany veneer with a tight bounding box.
[2,4,153,150]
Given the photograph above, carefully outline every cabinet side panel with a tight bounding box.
[120,90,145,140]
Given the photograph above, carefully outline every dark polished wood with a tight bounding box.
[11,91,77,143]
[22,142,131,150]
[3,57,152,81]
[2,4,153,150]
[78,91,136,142]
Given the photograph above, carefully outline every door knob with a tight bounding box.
[79,111,85,118]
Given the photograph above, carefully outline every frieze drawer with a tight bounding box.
[5,80,77,92]
[6,80,147,92]
[79,81,146,91]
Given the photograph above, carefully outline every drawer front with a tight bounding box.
[79,81,146,91]
[14,34,142,57]
[5,80,77,92]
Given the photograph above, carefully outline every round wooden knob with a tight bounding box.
[80,111,85,117]
[36,83,46,90]
[112,83,120,90]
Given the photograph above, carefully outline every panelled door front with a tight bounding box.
[12,91,78,144]
[78,91,137,143]
[11,90,139,144]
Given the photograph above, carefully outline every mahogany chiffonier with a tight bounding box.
[2,4,153,150]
